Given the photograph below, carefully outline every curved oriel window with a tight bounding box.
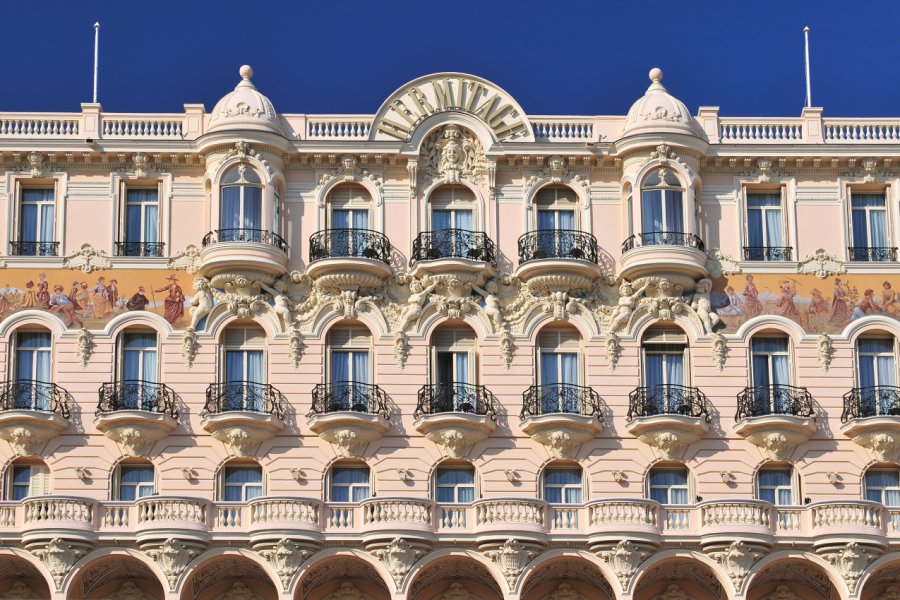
[640,170,684,246]
[220,164,263,241]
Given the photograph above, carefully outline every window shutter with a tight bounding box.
[329,327,372,349]
[29,465,50,496]
[433,328,476,351]
[538,329,581,351]
[642,328,687,345]
[329,185,370,208]
[224,328,266,348]
[430,186,475,210]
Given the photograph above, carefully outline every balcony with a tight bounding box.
[198,228,288,278]
[21,496,95,546]
[743,246,793,261]
[307,228,393,290]
[515,230,602,295]
[848,246,897,262]
[620,231,708,280]
[307,382,390,458]
[841,386,900,461]
[115,241,165,257]
[134,496,209,545]
[0,380,69,456]
[414,383,497,459]
[734,385,816,460]
[409,229,496,281]
[8,241,59,257]
[626,385,710,459]
[520,384,603,459]
[94,381,179,456]
[200,382,286,456]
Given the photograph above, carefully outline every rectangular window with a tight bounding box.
[850,192,890,261]
[543,469,583,504]
[538,330,580,413]
[745,193,786,260]
[865,470,900,506]
[121,332,159,410]
[436,468,476,503]
[223,329,266,412]
[642,330,687,415]
[758,469,793,505]
[16,188,56,256]
[648,469,689,504]
[118,465,155,501]
[222,466,263,501]
[121,188,161,256]
[857,339,898,416]
[15,332,52,410]
[10,464,50,500]
[330,467,370,502]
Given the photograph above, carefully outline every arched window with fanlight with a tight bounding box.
[219,164,263,241]
[327,325,372,411]
[640,170,684,246]
[855,337,899,417]
[328,185,372,257]
[535,186,578,258]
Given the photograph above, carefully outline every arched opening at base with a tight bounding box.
[297,555,392,600]
[520,557,614,600]
[857,559,900,600]
[0,555,52,599]
[408,556,502,600]
[66,554,164,599]
[632,557,725,600]
[746,557,840,600]
[180,555,278,600]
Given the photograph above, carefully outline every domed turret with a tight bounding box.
[207,65,286,136]
[621,68,701,138]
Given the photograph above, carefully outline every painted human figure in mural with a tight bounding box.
[829,278,850,325]
[126,287,149,311]
[0,286,10,314]
[741,275,762,317]
[75,282,90,316]
[882,281,900,316]
[107,279,119,309]
[155,275,185,324]
[807,288,829,331]
[851,288,880,320]
[67,281,82,311]
[91,277,112,318]
[775,280,799,318]
[719,286,743,317]
[36,272,50,309]
[48,284,83,328]
[14,281,37,310]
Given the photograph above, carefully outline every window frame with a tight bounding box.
[434,465,477,504]
[7,461,50,501]
[646,466,690,505]
[220,463,264,502]
[641,329,689,388]
[120,184,162,247]
[536,329,582,387]
[541,466,584,505]
[749,336,792,388]
[756,466,797,506]
[219,164,264,231]
[534,186,578,232]
[328,185,372,230]
[428,185,477,231]
[118,330,159,383]
[114,462,157,501]
[743,187,788,254]
[16,184,57,245]
[327,326,372,385]
[328,465,372,503]
[431,328,477,386]
[848,188,891,254]
[856,336,898,387]
[639,170,685,234]
[221,327,267,385]
[864,467,900,506]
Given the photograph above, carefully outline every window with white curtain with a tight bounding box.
[223,328,266,411]
[857,338,898,416]
[328,185,371,257]
[865,469,900,506]
[535,186,577,257]
[328,326,372,411]
[746,192,784,258]
[648,467,689,504]
[757,468,794,505]
[436,466,476,503]
[430,186,475,231]
[542,468,583,504]
[330,466,370,502]
[432,327,476,412]
[120,331,158,410]
[124,188,159,248]
[751,337,792,413]
[537,328,581,413]
[220,165,262,237]
[18,188,55,245]
[117,464,155,501]
[640,170,683,245]
[641,329,687,414]
[8,462,50,501]
[850,192,889,260]
[14,331,52,410]
[222,464,263,501]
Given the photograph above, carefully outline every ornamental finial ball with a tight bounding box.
[240,65,253,80]
[649,67,663,83]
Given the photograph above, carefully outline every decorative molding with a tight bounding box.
[606,333,621,370]
[167,245,202,274]
[31,538,85,589]
[761,585,803,600]
[542,582,586,600]
[797,248,845,279]
[322,582,372,600]
[289,327,304,368]
[824,542,875,593]
[131,153,151,179]
[705,249,742,278]
[189,277,213,330]
[484,539,534,588]
[146,538,198,590]
[182,329,199,367]
[108,581,155,600]
[76,327,93,366]
[709,541,763,587]
[394,332,410,369]
[316,153,384,206]
[711,332,728,370]
[62,243,112,273]
[599,540,649,588]
[372,538,422,588]
[26,151,44,177]
[260,538,311,590]
[422,125,488,186]
[817,333,835,371]
[499,329,515,369]
[219,582,264,600]
[523,155,590,208]
[650,584,695,600]
[435,582,482,600]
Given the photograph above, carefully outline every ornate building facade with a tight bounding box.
[0,65,899,599]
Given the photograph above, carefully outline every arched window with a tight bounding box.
[435,463,476,503]
[856,336,898,417]
[327,325,372,411]
[536,327,581,413]
[430,326,477,411]
[221,461,264,501]
[640,170,684,245]
[13,330,52,410]
[114,460,156,500]
[647,465,689,505]
[535,186,578,257]
[640,328,688,414]
[756,464,796,505]
[221,326,267,411]
[748,335,792,415]
[542,465,583,504]
[864,466,900,506]
[329,464,371,502]
[220,164,262,239]
[118,330,158,409]
[430,186,475,232]
[327,185,372,257]
[6,459,50,501]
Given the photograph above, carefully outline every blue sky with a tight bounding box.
[5,0,900,117]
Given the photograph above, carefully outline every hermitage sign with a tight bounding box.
[371,73,533,143]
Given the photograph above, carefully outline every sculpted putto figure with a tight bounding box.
[398,279,440,332]
[259,279,293,327]
[189,277,213,330]
[472,280,503,331]
[609,281,649,332]
[691,278,721,333]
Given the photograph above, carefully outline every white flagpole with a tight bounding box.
[93,22,100,103]
[803,26,812,108]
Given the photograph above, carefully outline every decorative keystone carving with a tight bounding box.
[523,155,590,207]
[650,584,694,600]
[147,538,198,590]
[322,428,367,458]
[817,333,834,371]
[168,245,202,274]
[645,430,688,460]
[599,540,649,588]
[423,125,488,186]
[26,152,44,177]
[3,426,45,455]
[797,249,845,279]
[394,332,410,369]
[711,332,728,370]
[131,153,151,179]
[854,431,900,462]
[323,582,372,600]
[606,333,621,370]
[110,426,155,457]
[761,585,803,600]
[62,243,112,273]
[217,427,255,457]
[429,429,474,459]
[484,539,534,588]
[373,538,422,588]
[32,538,85,589]
[76,328,93,367]
[260,538,311,590]
[709,541,763,587]
[182,329,199,367]
[824,542,875,593]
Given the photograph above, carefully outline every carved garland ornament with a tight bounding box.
[260,538,311,590]
[709,541,763,587]
[422,125,488,186]
[62,244,112,273]
[823,542,875,592]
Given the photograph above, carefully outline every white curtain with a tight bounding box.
[221,187,242,230]
[243,187,262,229]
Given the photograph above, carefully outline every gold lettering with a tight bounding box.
[390,100,418,126]
[376,118,412,141]
[407,88,434,118]
[431,79,454,111]
[488,105,515,128]
[493,120,528,140]
[464,82,484,112]
[474,93,502,121]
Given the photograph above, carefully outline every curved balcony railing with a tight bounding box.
[743,246,792,261]
[202,229,288,252]
[517,230,599,264]
[9,241,59,256]
[415,382,496,418]
[115,241,165,257]
[848,246,897,262]
[309,228,391,264]
[521,383,602,418]
[411,229,496,266]
[622,232,705,253]
[0,380,70,418]
[735,385,814,420]
[204,382,286,419]
[97,381,178,418]
[310,382,388,415]
[627,385,710,421]
[842,386,900,422]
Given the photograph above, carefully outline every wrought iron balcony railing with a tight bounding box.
[842,386,900,422]
[97,381,178,418]
[521,383,602,418]
[115,241,165,257]
[311,382,388,415]
[204,382,286,419]
[9,241,59,256]
[735,385,814,421]
[517,230,599,264]
[742,246,793,261]
[202,229,288,252]
[415,382,496,418]
[622,232,705,253]
[411,229,496,266]
[848,246,897,262]
[309,228,391,264]
[627,385,710,421]
[0,379,70,418]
